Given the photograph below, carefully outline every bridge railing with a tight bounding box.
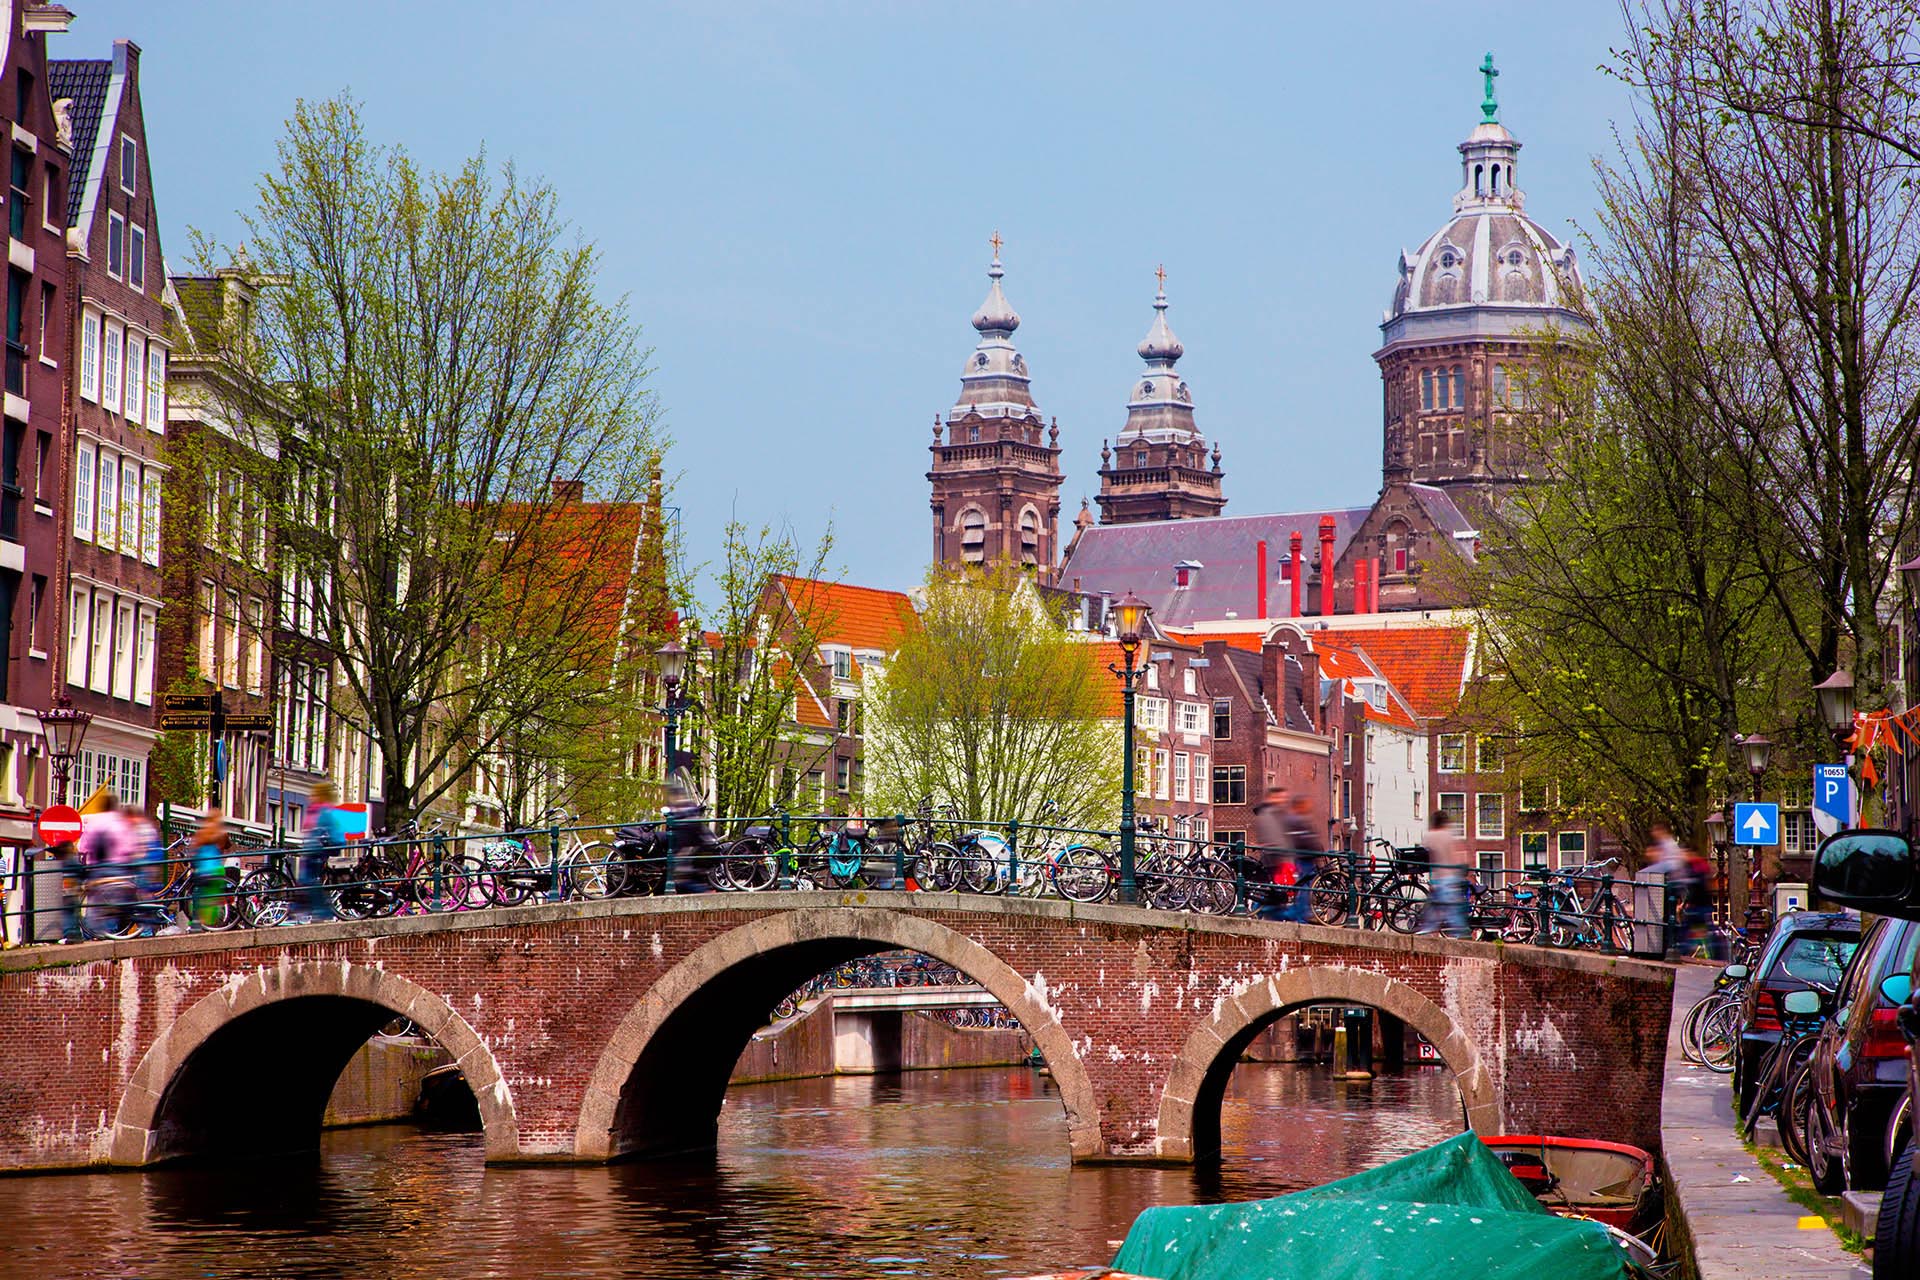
[0,810,1672,958]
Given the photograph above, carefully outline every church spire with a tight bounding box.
[951,232,1036,417]
[1096,266,1225,525]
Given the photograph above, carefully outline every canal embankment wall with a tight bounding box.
[324,1036,454,1127]
[1658,963,1866,1279]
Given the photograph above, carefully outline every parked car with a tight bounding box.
[1803,915,1918,1192]
[1733,910,1861,1119]
[1810,828,1920,1278]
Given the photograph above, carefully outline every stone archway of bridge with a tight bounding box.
[108,960,518,1166]
[1155,966,1497,1162]
[573,907,1102,1162]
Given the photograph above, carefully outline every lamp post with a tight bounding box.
[37,693,93,806]
[655,637,688,784]
[1108,591,1150,905]
[1703,808,1729,923]
[1814,669,1857,838]
[1739,733,1772,929]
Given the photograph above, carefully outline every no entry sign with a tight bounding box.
[37,804,83,845]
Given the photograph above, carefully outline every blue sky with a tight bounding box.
[74,1,1633,593]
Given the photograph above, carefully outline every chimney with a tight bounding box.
[1317,516,1337,617]
[1354,559,1368,616]
[1288,531,1304,619]
[552,478,585,502]
[1256,539,1268,619]
[1372,556,1383,612]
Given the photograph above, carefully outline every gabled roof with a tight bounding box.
[48,59,113,228]
[1319,626,1471,720]
[772,576,917,652]
[1059,506,1374,627]
[772,656,834,729]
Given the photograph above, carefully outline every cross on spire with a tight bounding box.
[989,229,1003,260]
[1479,52,1499,123]
[1155,263,1167,291]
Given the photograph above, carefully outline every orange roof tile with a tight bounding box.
[1317,627,1470,720]
[772,575,918,652]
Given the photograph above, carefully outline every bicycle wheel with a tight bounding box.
[481,843,540,907]
[1141,856,1190,910]
[238,867,296,928]
[562,842,621,899]
[418,852,489,912]
[723,838,778,891]
[1187,857,1237,915]
[1543,888,1582,948]
[1593,895,1633,952]
[1309,867,1352,926]
[1699,1000,1740,1073]
[947,841,996,894]
[1780,1050,1819,1168]
[1384,879,1429,934]
[1051,844,1115,903]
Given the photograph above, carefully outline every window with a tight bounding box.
[1437,792,1467,830]
[1341,778,1352,818]
[119,464,139,555]
[1519,778,1550,812]
[1154,749,1170,800]
[1478,849,1506,874]
[245,597,265,695]
[141,468,160,564]
[25,574,41,652]
[35,281,48,360]
[1521,832,1549,868]
[1138,696,1169,732]
[73,440,94,539]
[107,212,125,278]
[1421,369,1434,411]
[1177,701,1204,735]
[124,333,144,425]
[102,319,122,412]
[119,135,137,194]
[1182,667,1196,695]
[1556,831,1588,869]
[89,595,111,693]
[221,592,241,689]
[65,586,87,685]
[834,755,851,793]
[1173,751,1190,801]
[1145,663,1159,691]
[958,508,986,562]
[1343,731,1353,765]
[204,465,221,549]
[111,600,134,699]
[830,648,852,680]
[1393,546,1409,573]
[96,452,118,547]
[79,311,99,401]
[1212,698,1231,739]
[1217,830,1245,850]
[1492,364,1507,407]
[1450,365,1465,408]
[1475,793,1505,839]
[1213,764,1247,806]
[128,225,146,290]
[146,344,165,427]
[197,578,216,675]
[1475,736,1505,773]
[1437,733,1466,773]
[32,430,46,502]
[134,609,155,705]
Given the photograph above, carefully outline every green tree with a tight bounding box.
[865,565,1118,832]
[185,95,661,824]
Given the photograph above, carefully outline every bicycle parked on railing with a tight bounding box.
[1308,839,1428,930]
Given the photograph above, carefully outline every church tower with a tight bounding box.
[1094,270,1225,525]
[928,237,1065,575]
[1374,54,1588,507]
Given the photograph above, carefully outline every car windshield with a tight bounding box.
[1773,934,1858,987]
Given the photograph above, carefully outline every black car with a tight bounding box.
[1804,916,1918,1192]
[1733,910,1861,1119]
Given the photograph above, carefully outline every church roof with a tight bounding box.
[1059,506,1373,628]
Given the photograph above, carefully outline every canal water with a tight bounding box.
[0,1061,1461,1279]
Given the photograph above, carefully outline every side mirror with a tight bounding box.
[1782,989,1825,1017]
[1724,964,1749,981]
[1882,973,1914,1007]
[1813,830,1920,919]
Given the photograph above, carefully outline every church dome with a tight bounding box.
[1380,60,1587,348]
[950,236,1040,421]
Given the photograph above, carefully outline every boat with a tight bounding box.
[1477,1134,1659,1233]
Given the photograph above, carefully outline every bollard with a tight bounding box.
[547,824,564,903]
[432,833,448,906]
[1005,819,1019,894]
[662,810,677,895]
[1600,873,1614,952]
[1234,853,1247,916]
[1346,846,1360,929]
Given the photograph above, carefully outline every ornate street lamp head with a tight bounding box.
[36,693,93,762]
[1703,810,1727,846]
[1740,732,1773,777]
[655,638,687,690]
[1114,591,1150,659]
[1814,669,1855,735]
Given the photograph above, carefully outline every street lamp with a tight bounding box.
[1815,669,1855,745]
[1109,591,1150,905]
[37,693,93,806]
[1739,733,1773,930]
[1703,808,1729,922]
[655,637,688,782]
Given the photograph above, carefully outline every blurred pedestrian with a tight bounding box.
[191,810,233,929]
[1643,821,1714,956]
[1281,795,1324,922]
[664,773,716,894]
[77,792,137,938]
[300,783,352,922]
[1250,785,1292,922]
[1417,809,1468,938]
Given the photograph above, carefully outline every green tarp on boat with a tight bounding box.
[1109,1133,1638,1280]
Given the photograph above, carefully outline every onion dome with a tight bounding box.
[1119,268,1200,443]
[951,234,1039,421]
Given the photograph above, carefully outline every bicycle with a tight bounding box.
[1680,962,1750,1072]
[1741,984,1831,1164]
[1308,840,1428,930]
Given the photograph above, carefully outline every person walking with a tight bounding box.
[76,793,137,938]
[1281,794,1324,922]
[190,810,232,930]
[1418,809,1468,938]
[300,783,354,922]
[1643,821,1713,956]
[1250,785,1292,922]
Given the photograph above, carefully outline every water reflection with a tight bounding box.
[0,1062,1461,1280]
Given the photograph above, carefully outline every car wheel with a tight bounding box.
[1878,1138,1920,1279]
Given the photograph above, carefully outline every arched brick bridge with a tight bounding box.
[0,893,1673,1173]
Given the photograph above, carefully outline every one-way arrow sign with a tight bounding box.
[1734,802,1780,847]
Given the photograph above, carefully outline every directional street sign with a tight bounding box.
[161,693,217,712]
[224,713,274,732]
[1812,764,1850,838]
[158,712,214,731]
[1734,802,1780,847]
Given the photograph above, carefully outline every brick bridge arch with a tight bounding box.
[575,906,1103,1160]
[108,959,518,1166]
[1155,967,1497,1163]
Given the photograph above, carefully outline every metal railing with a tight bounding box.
[0,810,1675,957]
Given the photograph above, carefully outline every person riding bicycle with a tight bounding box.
[76,793,138,938]
[1416,809,1468,938]
[300,783,354,922]
[190,810,232,929]
[663,774,716,894]
[1250,785,1293,922]
[1281,795,1323,922]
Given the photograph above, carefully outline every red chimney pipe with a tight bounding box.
[1317,516,1336,617]
[1373,556,1383,612]
[1354,558,1368,616]
[1288,531,1303,618]
[1256,539,1268,619]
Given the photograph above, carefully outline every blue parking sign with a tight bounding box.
[1813,765,1850,828]
[1733,802,1779,846]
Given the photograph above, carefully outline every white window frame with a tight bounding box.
[140,468,160,565]
[119,463,139,556]
[111,599,135,700]
[124,332,144,426]
[1475,792,1505,840]
[73,440,94,540]
[134,607,155,706]
[1556,831,1588,869]
[221,592,241,690]
[79,310,99,401]
[1173,751,1190,802]
[1139,696,1169,732]
[1475,735,1505,773]
[66,585,88,686]
[96,451,118,548]
[1176,701,1204,735]
[1437,733,1467,774]
[1154,748,1171,801]
[146,344,165,432]
[107,212,125,279]
[88,595,111,694]
[101,319,122,413]
[1193,753,1208,797]
[128,224,145,291]
[119,134,137,195]
[1438,791,1467,829]
[197,578,216,676]
[245,597,266,695]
